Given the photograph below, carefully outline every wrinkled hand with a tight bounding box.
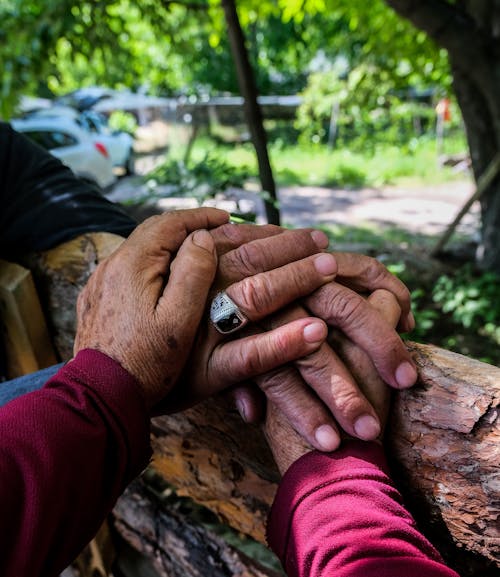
[74,208,230,409]
[162,225,338,412]
[265,289,402,475]
[208,223,417,450]
[165,221,416,451]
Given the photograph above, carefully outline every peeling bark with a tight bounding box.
[26,233,500,574]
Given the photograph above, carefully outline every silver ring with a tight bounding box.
[210,291,248,335]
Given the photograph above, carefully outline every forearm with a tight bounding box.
[267,440,459,577]
[0,349,151,577]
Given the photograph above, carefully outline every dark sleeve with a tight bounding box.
[0,122,136,259]
[267,440,460,577]
[0,349,152,577]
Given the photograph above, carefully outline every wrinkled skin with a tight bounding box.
[188,223,417,450]
[265,288,401,474]
[75,209,336,410]
[75,211,417,452]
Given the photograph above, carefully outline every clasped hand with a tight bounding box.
[74,208,417,450]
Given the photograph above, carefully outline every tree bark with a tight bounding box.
[112,475,283,577]
[26,233,500,575]
[385,0,500,273]
[221,0,281,225]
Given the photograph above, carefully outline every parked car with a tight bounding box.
[28,106,135,174]
[11,115,116,189]
[80,110,135,174]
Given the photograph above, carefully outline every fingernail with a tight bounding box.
[406,311,416,331]
[314,253,337,276]
[192,229,214,252]
[395,361,418,388]
[354,415,380,440]
[236,398,248,422]
[303,321,327,343]
[315,425,340,451]
[310,230,329,249]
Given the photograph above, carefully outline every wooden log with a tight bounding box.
[0,259,57,378]
[112,475,283,577]
[144,344,499,575]
[22,233,124,360]
[25,233,499,575]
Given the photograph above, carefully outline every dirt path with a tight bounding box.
[109,174,478,240]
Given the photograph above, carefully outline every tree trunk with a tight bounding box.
[221,0,280,225]
[25,234,500,575]
[112,475,283,577]
[384,0,500,273]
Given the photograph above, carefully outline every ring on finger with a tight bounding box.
[210,291,249,335]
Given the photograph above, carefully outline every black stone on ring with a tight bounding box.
[210,291,248,334]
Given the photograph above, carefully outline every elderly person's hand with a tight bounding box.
[189,223,416,451]
[264,288,401,474]
[74,209,337,410]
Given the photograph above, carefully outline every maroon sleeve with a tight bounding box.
[0,349,152,577]
[267,440,460,577]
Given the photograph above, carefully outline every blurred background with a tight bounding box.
[2,0,498,367]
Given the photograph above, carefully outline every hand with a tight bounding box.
[74,208,230,409]
[265,289,402,475]
[207,223,417,450]
[162,225,339,412]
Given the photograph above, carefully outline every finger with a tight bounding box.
[230,383,265,423]
[222,253,337,322]
[329,289,401,424]
[202,317,328,397]
[262,305,381,442]
[256,365,341,452]
[332,252,414,332]
[367,289,401,327]
[211,222,329,257]
[216,227,330,286]
[304,283,418,390]
[211,223,283,255]
[161,230,218,348]
[126,208,230,259]
[293,342,381,441]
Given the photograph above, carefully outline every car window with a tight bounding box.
[23,130,79,150]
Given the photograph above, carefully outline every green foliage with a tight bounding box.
[1,0,453,123]
[108,110,138,135]
[315,222,500,365]
[142,152,252,205]
[432,266,500,336]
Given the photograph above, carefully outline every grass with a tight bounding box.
[185,132,469,189]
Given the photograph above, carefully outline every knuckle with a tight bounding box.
[327,288,367,328]
[258,368,299,399]
[212,222,245,246]
[230,242,266,277]
[363,257,389,286]
[236,345,267,377]
[235,274,272,314]
[332,384,366,417]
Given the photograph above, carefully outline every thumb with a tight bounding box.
[160,229,218,341]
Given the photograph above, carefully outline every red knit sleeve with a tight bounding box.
[0,349,152,577]
[267,440,460,577]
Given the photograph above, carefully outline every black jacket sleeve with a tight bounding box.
[0,122,136,259]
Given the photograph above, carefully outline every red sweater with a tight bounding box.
[0,351,459,577]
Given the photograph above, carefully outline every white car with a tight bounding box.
[10,116,116,189]
[28,106,135,174]
[80,110,135,174]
